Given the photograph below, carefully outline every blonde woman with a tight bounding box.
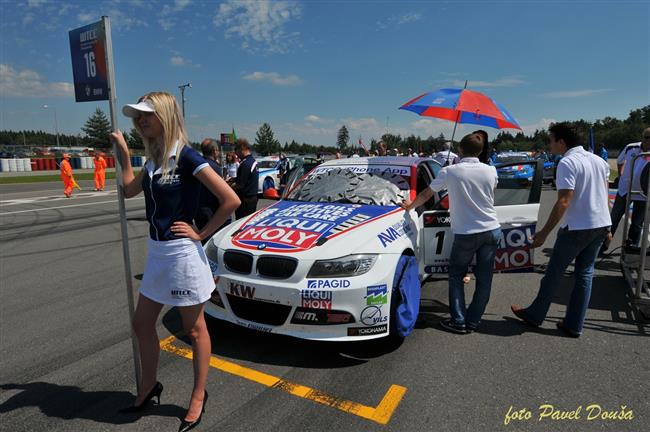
[111,92,240,432]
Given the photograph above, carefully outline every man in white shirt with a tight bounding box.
[511,123,611,338]
[607,128,650,249]
[402,133,502,334]
[433,142,459,166]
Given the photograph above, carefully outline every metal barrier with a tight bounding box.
[619,151,650,315]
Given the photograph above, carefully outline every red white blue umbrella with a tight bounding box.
[399,87,522,131]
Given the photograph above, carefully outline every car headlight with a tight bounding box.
[205,239,219,263]
[307,254,377,278]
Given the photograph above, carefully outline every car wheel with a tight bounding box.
[262,177,275,191]
[389,254,421,339]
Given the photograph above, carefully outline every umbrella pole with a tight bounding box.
[446,80,468,164]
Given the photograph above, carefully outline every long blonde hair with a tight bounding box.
[132,91,188,177]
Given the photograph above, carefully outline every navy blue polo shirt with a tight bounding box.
[236,154,259,197]
[197,158,222,210]
[142,144,209,241]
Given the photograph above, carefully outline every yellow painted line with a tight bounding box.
[159,335,406,425]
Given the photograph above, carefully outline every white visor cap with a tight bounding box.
[122,99,155,118]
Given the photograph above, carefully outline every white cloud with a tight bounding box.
[342,117,380,130]
[170,56,200,68]
[520,118,556,135]
[397,12,422,25]
[78,13,94,24]
[540,89,614,98]
[0,64,73,98]
[305,114,321,122]
[449,77,525,88]
[243,71,302,86]
[174,0,191,10]
[27,0,47,7]
[377,11,422,30]
[159,18,174,31]
[214,0,301,53]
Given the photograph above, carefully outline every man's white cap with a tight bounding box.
[122,99,155,118]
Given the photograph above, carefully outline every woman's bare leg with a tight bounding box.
[132,294,164,404]
[178,303,211,421]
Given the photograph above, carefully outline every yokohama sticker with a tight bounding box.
[347,325,388,336]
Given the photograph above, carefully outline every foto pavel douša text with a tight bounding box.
[503,404,634,425]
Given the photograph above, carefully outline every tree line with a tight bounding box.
[2,105,648,156]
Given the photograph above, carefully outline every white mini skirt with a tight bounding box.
[139,237,214,307]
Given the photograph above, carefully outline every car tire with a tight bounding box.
[389,254,421,339]
[262,177,275,191]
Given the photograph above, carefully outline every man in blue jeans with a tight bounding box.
[511,123,611,338]
[402,133,502,334]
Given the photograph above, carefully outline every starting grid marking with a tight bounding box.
[159,335,407,425]
[0,190,117,206]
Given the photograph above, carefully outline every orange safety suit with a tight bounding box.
[60,159,74,197]
[93,156,106,191]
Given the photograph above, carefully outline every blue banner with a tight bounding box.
[69,21,109,102]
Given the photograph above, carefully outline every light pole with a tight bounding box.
[43,105,61,148]
[178,82,191,118]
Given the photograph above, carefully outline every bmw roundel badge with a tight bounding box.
[258,243,267,250]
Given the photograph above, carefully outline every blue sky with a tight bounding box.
[1,0,649,146]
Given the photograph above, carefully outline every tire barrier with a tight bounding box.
[0,155,146,172]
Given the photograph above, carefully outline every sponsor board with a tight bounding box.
[300,290,332,309]
[426,223,536,273]
[366,284,388,305]
[347,325,388,336]
[360,305,388,326]
[307,279,350,289]
[232,201,394,253]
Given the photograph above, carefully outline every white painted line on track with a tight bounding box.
[0,190,117,206]
[0,197,142,216]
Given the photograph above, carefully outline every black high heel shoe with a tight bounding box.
[178,390,208,432]
[119,381,163,413]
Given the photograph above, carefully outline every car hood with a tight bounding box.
[214,200,405,259]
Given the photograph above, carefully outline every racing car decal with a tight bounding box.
[232,201,398,252]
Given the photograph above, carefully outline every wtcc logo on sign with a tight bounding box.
[300,290,332,309]
[307,279,351,289]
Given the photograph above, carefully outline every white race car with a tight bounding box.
[257,156,281,193]
[205,157,543,341]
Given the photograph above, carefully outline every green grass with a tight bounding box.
[0,171,140,184]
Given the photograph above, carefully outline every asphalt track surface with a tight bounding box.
[1,180,648,432]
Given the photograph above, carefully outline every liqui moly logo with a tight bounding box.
[232,217,334,252]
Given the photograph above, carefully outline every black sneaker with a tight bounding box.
[439,318,469,334]
[556,320,581,338]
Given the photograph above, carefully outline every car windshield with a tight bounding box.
[496,155,530,164]
[285,165,410,206]
[258,160,278,169]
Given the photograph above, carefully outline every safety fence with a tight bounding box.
[0,156,147,172]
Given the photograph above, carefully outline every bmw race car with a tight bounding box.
[257,156,281,193]
[494,152,535,183]
[204,157,543,341]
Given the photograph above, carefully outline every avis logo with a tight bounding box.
[229,282,256,299]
